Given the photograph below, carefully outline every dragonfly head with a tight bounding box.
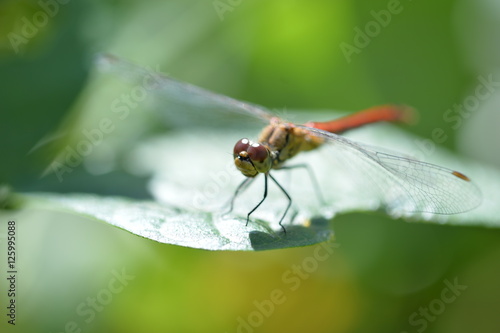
[233,138,272,177]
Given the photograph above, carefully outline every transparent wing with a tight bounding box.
[94,54,482,215]
[95,54,274,128]
[296,125,482,215]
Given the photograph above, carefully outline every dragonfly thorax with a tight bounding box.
[233,138,273,177]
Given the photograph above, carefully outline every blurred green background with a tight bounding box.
[1,0,500,332]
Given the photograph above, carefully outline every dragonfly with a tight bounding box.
[98,54,482,234]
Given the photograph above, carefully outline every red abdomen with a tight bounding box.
[305,104,415,134]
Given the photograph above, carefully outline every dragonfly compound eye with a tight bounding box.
[247,143,269,162]
[233,138,251,157]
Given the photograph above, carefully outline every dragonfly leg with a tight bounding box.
[279,164,326,207]
[246,174,268,226]
[269,173,291,234]
[223,177,254,216]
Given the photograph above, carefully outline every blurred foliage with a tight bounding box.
[1,0,500,332]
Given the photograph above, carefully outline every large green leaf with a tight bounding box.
[17,192,333,251]
[7,118,500,251]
